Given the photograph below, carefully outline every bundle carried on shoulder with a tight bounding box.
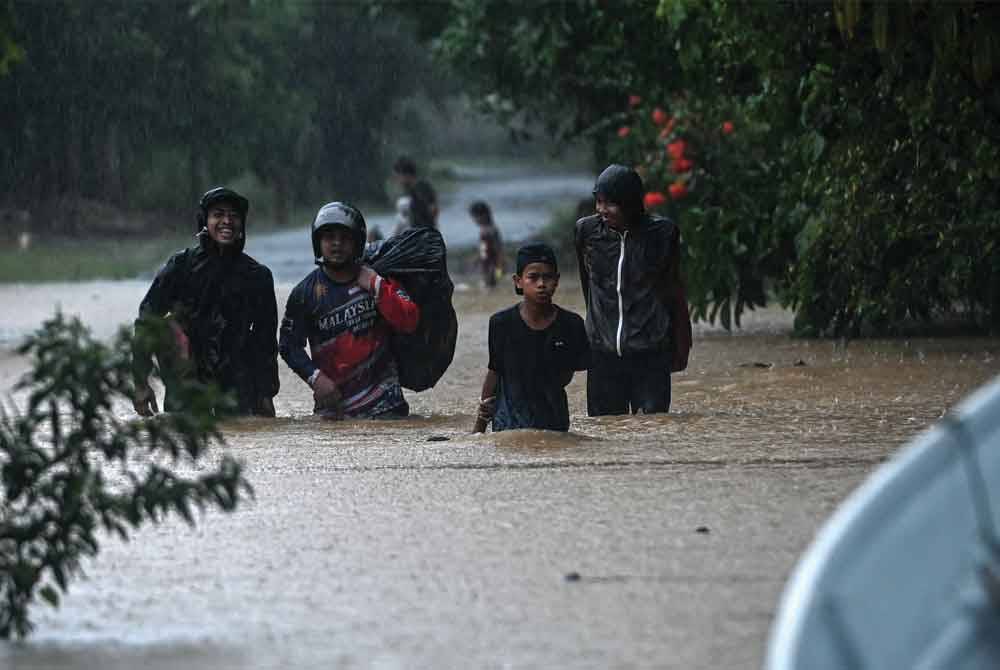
[363,226,458,391]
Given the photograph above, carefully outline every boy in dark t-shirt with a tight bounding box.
[473,242,589,432]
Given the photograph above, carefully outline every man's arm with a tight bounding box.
[658,223,692,372]
[252,267,280,416]
[132,252,185,416]
[278,286,319,384]
[279,285,343,416]
[358,267,420,334]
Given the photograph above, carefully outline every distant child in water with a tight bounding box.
[469,200,504,288]
[473,242,590,432]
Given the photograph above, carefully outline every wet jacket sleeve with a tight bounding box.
[278,284,319,384]
[575,219,590,303]
[252,267,280,398]
[133,251,186,383]
[371,276,420,334]
[654,224,692,372]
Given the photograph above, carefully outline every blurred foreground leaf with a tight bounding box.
[0,313,253,639]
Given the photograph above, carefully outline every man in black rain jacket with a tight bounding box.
[132,187,279,417]
[575,164,692,416]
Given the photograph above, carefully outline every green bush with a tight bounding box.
[0,314,252,639]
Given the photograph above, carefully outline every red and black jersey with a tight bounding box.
[279,268,419,418]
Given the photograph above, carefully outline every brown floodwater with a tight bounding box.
[1,275,999,669]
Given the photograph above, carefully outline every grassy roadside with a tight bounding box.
[0,234,193,283]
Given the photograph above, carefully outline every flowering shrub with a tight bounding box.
[609,96,784,329]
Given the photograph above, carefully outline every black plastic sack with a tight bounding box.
[363,226,458,391]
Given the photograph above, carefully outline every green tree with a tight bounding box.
[1,1,439,225]
[420,0,1000,335]
[0,314,252,639]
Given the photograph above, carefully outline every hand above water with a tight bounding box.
[356,265,379,293]
[312,372,343,419]
[133,383,159,417]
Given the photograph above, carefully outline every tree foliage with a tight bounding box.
[419,0,1000,336]
[1,1,435,224]
[0,314,252,639]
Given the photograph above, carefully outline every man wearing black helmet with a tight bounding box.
[575,164,692,416]
[133,187,280,417]
[279,202,420,419]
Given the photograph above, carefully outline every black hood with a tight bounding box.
[592,164,645,220]
[197,187,249,254]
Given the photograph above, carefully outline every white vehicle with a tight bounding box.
[766,375,1000,670]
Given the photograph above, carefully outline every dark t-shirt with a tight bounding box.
[488,304,590,431]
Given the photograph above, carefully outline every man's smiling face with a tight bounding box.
[206,202,244,246]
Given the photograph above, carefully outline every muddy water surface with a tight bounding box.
[2,201,1000,669]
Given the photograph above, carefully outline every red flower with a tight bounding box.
[652,107,668,126]
[644,191,667,208]
[671,157,694,173]
[628,94,642,108]
[668,182,688,200]
[666,140,687,160]
[722,121,734,134]
[617,125,631,138]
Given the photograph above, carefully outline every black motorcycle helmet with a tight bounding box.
[592,164,645,221]
[197,187,249,251]
[312,201,367,264]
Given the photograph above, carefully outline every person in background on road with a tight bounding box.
[391,194,413,237]
[575,164,692,416]
[469,200,504,288]
[132,187,279,417]
[279,202,420,419]
[392,155,438,229]
[473,242,589,433]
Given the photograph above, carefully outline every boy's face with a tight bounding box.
[205,202,244,246]
[595,194,625,231]
[515,262,559,304]
[319,227,356,269]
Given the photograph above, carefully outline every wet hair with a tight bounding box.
[469,200,492,223]
[393,155,418,176]
[593,164,645,219]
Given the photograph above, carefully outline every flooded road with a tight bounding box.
[250,165,594,283]
[2,171,1000,668]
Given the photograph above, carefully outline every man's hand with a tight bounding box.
[312,372,343,418]
[256,396,276,418]
[356,265,379,293]
[132,383,159,417]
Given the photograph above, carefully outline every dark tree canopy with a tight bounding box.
[0,1,436,226]
[412,0,1000,336]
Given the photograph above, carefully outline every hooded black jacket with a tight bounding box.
[575,165,687,362]
[134,231,279,414]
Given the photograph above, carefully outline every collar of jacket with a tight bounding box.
[597,212,652,236]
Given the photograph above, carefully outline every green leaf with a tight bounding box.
[38,586,60,608]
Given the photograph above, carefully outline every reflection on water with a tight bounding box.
[3,277,1000,669]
